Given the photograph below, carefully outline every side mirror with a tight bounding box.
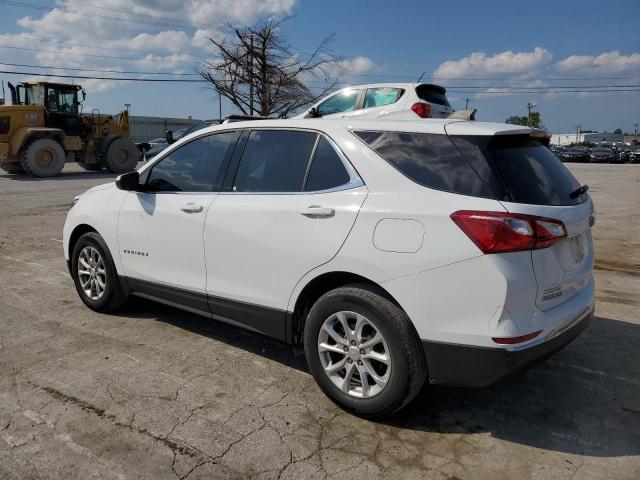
[165,130,174,144]
[116,171,141,191]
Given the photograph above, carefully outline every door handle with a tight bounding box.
[180,202,204,213]
[300,206,335,218]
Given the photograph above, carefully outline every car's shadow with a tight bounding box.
[3,171,118,181]
[116,299,640,458]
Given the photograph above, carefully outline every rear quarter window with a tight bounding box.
[353,130,497,199]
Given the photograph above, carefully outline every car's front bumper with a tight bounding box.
[421,306,593,387]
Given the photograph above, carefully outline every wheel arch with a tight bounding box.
[11,127,65,155]
[287,270,402,345]
[67,223,99,269]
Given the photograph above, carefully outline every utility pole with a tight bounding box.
[634,122,638,143]
[218,89,222,119]
[465,98,470,109]
[248,34,254,116]
[527,102,536,127]
[575,123,582,143]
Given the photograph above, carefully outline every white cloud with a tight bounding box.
[433,47,552,79]
[555,51,640,73]
[338,56,375,75]
[1,0,298,93]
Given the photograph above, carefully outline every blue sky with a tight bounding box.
[0,0,638,132]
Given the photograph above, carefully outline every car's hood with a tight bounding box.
[82,182,115,196]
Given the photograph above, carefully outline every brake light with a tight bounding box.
[450,210,567,254]
[411,102,431,118]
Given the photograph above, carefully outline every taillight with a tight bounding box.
[450,210,566,254]
[411,102,431,118]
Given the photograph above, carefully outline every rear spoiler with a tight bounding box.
[447,109,477,121]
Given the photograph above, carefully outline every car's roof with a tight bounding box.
[194,118,536,137]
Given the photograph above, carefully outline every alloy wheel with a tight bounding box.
[77,246,106,300]
[317,311,391,398]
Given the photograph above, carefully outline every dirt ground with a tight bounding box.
[0,163,638,480]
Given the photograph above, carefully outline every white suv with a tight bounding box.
[63,118,595,417]
[296,83,455,120]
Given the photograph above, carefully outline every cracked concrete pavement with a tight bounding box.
[0,163,639,479]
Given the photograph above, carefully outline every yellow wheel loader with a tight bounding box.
[0,81,140,177]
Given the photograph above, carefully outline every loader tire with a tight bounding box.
[104,138,139,173]
[0,162,26,174]
[19,138,65,177]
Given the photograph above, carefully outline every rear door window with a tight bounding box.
[316,89,361,116]
[233,130,317,192]
[363,87,403,108]
[415,84,451,107]
[354,130,497,199]
[449,135,585,206]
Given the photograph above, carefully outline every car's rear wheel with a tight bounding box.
[304,284,427,418]
[71,232,128,312]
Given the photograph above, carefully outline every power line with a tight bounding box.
[0,44,198,64]
[447,84,640,90]
[0,69,203,82]
[0,62,199,76]
[2,70,639,94]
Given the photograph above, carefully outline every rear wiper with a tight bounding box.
[569,184,589,199]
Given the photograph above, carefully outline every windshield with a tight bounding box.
[415,84,451,107]
[25,85,45,106]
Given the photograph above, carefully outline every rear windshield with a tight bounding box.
[354,130,587,206]
[449,135,586,206]
[415,84,451,106]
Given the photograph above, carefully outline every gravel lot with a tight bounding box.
[0,163,638,479]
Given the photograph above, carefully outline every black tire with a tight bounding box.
[19,138,65,177]
[77,162,104,171]
[71,232,128,312]
[303,284,427,418]
[103,138,140,173]
[0,162,26,174]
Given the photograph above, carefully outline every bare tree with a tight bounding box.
[199,19,343,118]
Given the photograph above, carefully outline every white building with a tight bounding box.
[550,133,584,146]
[550,132,625,146]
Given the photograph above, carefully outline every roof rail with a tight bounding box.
[223,115,271,123]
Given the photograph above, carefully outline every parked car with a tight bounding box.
[296,83,455,120]
[144,120,223,162]
[562,146,590,163]
[616,147,631,164]
[549,145,565,159]
[589,147,615,163]
[628,148,640,164]
[64,118,594,417]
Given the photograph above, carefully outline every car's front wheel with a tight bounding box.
[304,284,427,418]
[71,232,128,312]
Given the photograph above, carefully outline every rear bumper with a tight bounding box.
[422,306,593,387]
